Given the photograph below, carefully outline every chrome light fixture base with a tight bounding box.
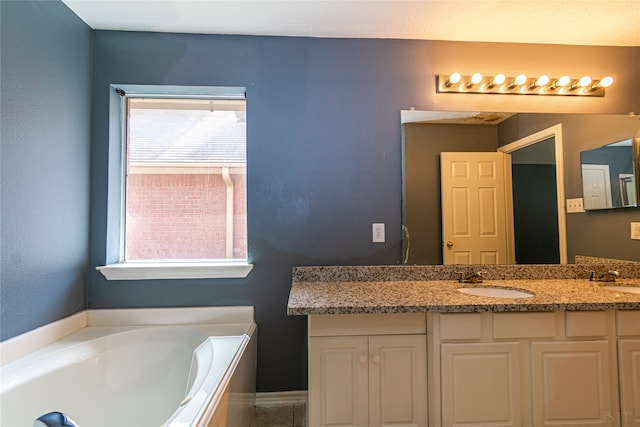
[436,74,609,97]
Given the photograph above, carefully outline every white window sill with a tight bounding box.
[96,261,254,280]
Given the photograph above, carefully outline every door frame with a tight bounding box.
[498,124,568,264]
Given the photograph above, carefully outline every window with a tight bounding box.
[98,86,252,280]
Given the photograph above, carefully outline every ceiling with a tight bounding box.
[62,1,640,47]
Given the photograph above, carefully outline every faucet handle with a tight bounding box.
[591,270,620,282]
[455,270,486,284]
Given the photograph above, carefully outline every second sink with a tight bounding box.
[602,286,640,294]
[457,287,534,299]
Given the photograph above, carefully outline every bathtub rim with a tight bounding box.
[0,323,254,389]
[0,306,254,367]
[163,326,256,427]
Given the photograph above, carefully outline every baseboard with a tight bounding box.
[255,390,308,407]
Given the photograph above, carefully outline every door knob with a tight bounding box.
[446,241,454,248]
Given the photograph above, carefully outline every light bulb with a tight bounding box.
[514,74,528,86]
[466,73,483,88]
[599,76,614,88]
[449,72,461,84]
[578,76,592,87]
[549,75,571,90]
[529,74,550,89]
[571,75,593,91]
[489,74,506,88]
[535,75,550,86]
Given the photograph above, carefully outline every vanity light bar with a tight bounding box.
[436,73,614,97]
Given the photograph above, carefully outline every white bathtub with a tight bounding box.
[0,307,257,427]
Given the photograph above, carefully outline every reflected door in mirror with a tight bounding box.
[440,152,513,264]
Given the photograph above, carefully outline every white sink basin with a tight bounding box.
[457,287,534,299]
[602,286,640,294]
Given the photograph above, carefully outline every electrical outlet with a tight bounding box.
[372,223,385,243]
[632,222,640,240]
[566,198,585,213]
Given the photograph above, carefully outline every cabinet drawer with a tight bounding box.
[309,313,426,337]
[617,311,640,336]
[565,311,609,337]
[439,313,483,340]
[493,312,556,339]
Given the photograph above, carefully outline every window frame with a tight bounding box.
[97,85,253,280]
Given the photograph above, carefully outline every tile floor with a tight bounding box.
[252,403,306,427]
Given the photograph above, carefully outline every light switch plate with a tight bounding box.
[372,223,385,243]
[632,222,640,240]
[566,198,585,213]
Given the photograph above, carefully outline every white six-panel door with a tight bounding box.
[440,152,513,265]
[581,164,613,209]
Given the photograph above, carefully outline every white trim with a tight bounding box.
[128,164,246,175]
[499,123,568,264]
[255,390,308,407]
[96,261,254,280]
[87,306,254,326]
[0,311,88,367]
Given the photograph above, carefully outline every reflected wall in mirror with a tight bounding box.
[402,112,640,265]
[580,137,640,210]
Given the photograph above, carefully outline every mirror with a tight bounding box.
[580,137,640,210]
[402,111,640,265]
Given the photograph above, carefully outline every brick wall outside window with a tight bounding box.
[125,172,247,260]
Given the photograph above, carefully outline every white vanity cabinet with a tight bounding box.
[429,311,620,427]
[308,313,428,427]
[617,311,640,427]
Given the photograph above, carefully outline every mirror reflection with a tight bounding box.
[580,137,639,210]
[402,112,640,265]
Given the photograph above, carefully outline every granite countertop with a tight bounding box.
[287,278,640,315]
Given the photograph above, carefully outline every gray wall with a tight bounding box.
[2,0,640,393]
[1,1,92,340]
[403,124,498,264]
[498,114,640,262]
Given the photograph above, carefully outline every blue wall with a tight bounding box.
[1,1,92,340]
[89,32,419,392]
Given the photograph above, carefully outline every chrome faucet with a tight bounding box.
[456,270,485,284]
[590,270,619,283]
[34,412,78,427]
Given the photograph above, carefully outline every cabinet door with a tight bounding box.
[619,340,640,427]
[309,336,369,427]
[369,335,428,427]
[531,341,614,427]
[441,342,522,426]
